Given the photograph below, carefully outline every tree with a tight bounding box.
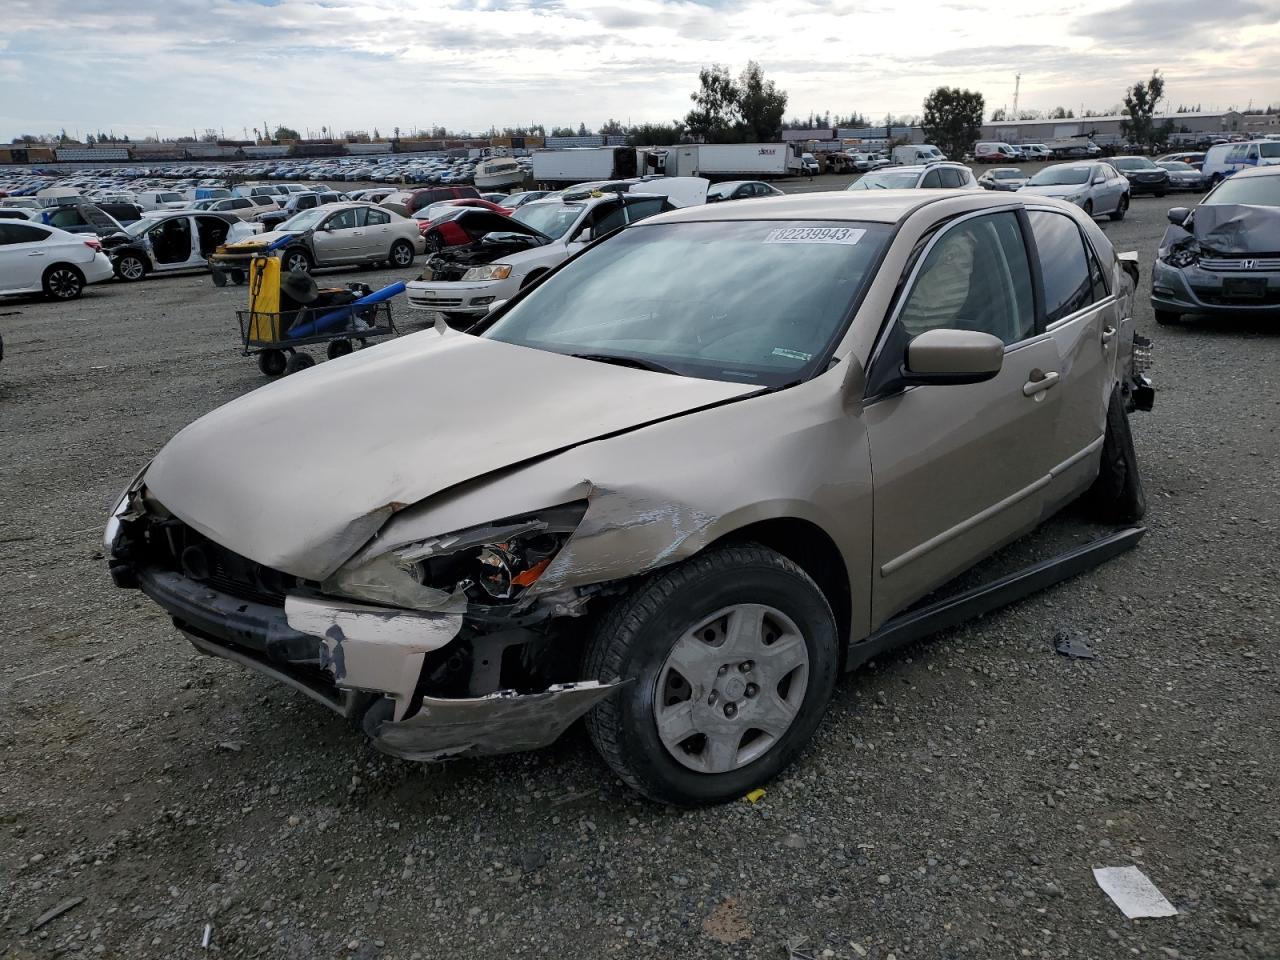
[685,61,787,143]
[920,86,985,160]
[576,121,591,137]
[990,107,1007,121]
[1120,70,1174,147]
[273,125,300,141]
[599,118,628,137]
[685,64,740,142]
[628,121,687,146]
[735,61,787,141]
[549,125,576,138]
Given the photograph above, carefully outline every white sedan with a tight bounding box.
[0,221,115,300]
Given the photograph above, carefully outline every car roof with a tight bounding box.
[644,190,1004,226]
[1228,165,1280,180]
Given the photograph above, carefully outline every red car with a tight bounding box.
[417,207,523,253]
[413,200,512,246]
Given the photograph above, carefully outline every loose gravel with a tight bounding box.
[0,180,1276,960]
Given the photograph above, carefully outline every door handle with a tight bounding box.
[1101,325,1116,344]
[1022,371,1060,397]
[27,251,45,257]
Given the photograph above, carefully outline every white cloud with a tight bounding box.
[2,0,1276,139]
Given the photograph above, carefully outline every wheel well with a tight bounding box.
[43,262,85,281]
[715,518,852,645]
[521,269,547,290]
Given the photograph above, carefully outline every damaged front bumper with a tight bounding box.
[1152,257,1280,317]
[110,498,618,759]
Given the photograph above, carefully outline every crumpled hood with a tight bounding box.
[1159,203,1280,255]
[143,331,758,580]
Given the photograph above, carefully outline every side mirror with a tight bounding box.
[1167,207,1190,226]
[901,329,1004,386]
[574,228,595,244]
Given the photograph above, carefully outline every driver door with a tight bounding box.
[311,208,362,263]
[864,210,1065,625]
[147,216,195,269]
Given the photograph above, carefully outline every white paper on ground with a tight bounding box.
[1093,866,1178,919]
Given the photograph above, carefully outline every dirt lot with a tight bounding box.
[1,184,1277,960]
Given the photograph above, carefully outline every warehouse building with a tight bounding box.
[980,110,1244,145]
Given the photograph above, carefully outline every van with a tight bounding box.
[137,190,189,211]
[1022,144,1052,160]
[974,142,1019,163]
[891,144,946,166]
[1201,140,1280,182]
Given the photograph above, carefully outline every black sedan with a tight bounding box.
[1110,157,1170,196]
[1157,161,1208,193]
[705,181,786,203]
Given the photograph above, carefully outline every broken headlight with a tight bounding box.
[322,502,587,609]
[460,264,513,282]
[1162,246,1198,269]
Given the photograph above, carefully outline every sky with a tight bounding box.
[2,0,1278,140]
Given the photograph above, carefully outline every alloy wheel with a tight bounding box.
[48,268,82,299]
[655,603,809,774]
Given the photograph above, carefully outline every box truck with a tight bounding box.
[532,146,638,186]
[669,143,803,178]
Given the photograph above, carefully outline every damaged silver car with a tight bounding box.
[107,191,1153,805]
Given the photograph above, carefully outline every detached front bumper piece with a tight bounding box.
[369,682,619,761]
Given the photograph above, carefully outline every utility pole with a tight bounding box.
[1012,73,1021,118]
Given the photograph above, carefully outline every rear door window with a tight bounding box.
[1027,210,1096,323]
[0,223,50,244]
[365,208,390,226]
[623,197,666,223]
[920,170,942,188]
[938,167,964,189]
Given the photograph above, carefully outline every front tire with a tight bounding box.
[1109,196,1128,222]
[1088,385,1146,523]
[1154,309,1179,326]
[116,254,147,282]
[43,265,85,300]
[1082,199,1094,217]
[281,248,312,274]
[584,544,839,805]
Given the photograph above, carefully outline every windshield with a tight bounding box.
[279,208,327,231]
[1113,157,1156,171]
[1028,166,1090,186]
[159,192,183,202]
[125,217,159,237]
[483,219,892,387]
[511,201,583,240]
[849,171,920,190]
[707,184,736,200]
[993,169,1022,179]
[1159,162,1193,171]
[1203,174,1280,207]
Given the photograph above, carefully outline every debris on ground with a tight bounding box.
[1093,865,1178,918]
[702,896,753,944]
[785,936,819,959]
[1052,629,1097,660]
[743,788,766,803]
[25,896,84,933]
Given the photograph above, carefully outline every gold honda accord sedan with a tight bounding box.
[106,190,1153,804]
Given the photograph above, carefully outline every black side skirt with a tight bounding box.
[846,525,1146,672]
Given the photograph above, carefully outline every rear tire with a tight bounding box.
[584,543,839,805]
[1088,385,1146,523]
[43,265,85,300]
[389,239,415,267]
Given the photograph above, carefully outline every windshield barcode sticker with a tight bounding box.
[765,227,865,245]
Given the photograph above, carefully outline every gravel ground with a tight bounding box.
[1,182,1276,960]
